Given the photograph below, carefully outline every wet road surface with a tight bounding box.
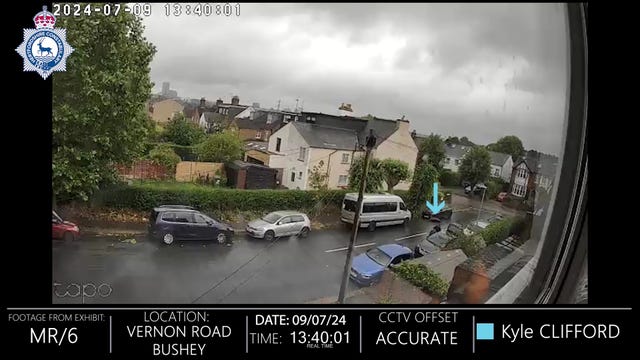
[52,209,494,304]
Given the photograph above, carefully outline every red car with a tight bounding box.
[497,192,508,202]
[52,210,80,241]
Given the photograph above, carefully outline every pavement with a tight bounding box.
[52,194,522,304]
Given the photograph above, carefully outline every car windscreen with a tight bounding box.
[419,239,440,253]
[366,248,392,266]
[427,232,452,248]
[343,199,357,212]
[262,213,281,224]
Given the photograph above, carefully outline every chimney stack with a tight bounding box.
[199,97,205,107]
[231,95,240,105]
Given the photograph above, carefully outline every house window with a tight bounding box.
[512,184,526,197]
[298,171,303,180]
[306,116,311,122]
[444,157,450,164]
[291,172,295,182]
[298,147,307,161]
[494,168,500,177]
[338,175,348,186]
[455,159,460,165]
[276,138,282,152]
[341,153,350,164]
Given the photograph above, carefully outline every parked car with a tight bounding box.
[487,214,504,224]
[246,211,311,241]
[446,222,465,237]
[52,210,80,241]
[149,206,234,245]
[350,244,413,286]
[422,206,453,221]
[497,192,508,202]
[426,231,456,249]
[415,230,455,256]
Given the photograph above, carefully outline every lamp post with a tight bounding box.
[338,129,376,304]
[476,185,486,223]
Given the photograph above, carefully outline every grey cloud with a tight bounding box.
[143,3,570,154]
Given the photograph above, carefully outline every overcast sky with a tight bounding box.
[142,3,568,154]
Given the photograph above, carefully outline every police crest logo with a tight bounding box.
[15,6,74,80]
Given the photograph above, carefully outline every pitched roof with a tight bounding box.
[488,150,511,166]
[444,143,472,159]
[359,117,399,146]
[233,113,283,131]
[300,112,399,149]
[292,122,359,151]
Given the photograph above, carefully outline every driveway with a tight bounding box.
[52,205,503,304]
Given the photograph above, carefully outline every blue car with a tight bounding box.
[349,244,413,286]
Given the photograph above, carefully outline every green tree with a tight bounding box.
[308,160,330,190]
[380,159,412,191]
[459,146,491,186]
[487,135,525,162]
[197,130,244,163]
[406,163,439,212]
[53,8,156,201]
[417,133,445,169]
[148,144,181,174]
[163,114,205,146]
[348,156,384,193]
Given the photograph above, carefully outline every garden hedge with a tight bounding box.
[93,181,412,213]
[393,262,449,298]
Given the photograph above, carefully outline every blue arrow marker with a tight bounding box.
[426,182,445,214]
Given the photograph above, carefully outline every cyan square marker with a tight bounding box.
[476,323,495,340]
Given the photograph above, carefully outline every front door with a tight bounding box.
[289,215,305,235]
[193,214,215,240]
[174,212,196,240]
[276,216,293,236]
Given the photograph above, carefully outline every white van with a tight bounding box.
[341,193,411,231]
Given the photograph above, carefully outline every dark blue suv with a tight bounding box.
[149,205,234,245]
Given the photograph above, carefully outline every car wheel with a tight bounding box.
[264,230,275,241]
[63,232,75,242]
[162,233,174,245]
[216,232,227,244]
[299,227,310,238]
[367,222,376,232]
[403,218,410,225]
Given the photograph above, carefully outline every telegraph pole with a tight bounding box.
[338,129,377,304]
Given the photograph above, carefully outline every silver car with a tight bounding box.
[245,211,311,241]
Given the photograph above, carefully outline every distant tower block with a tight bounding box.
[161,82,170,96]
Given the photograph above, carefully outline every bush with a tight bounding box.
[148,144,181,173]
[439,170,461,187]
[93,181,351,213]
[145,142,198,161]
[445,233,486,257]
[393,262,449,298]
[486,178,509,199]
[479,217,512,245]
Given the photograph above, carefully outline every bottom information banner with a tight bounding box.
[4,307,630,357]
